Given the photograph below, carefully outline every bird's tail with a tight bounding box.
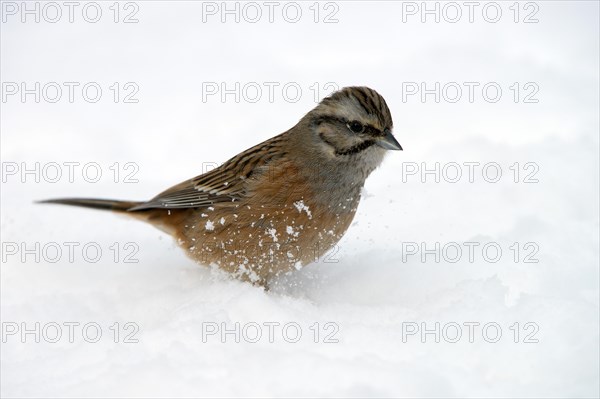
[37,198,142,212]
[37,197,186,235]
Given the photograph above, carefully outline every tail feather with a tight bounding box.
[37,198,142,212]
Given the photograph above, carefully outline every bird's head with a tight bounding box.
[296,86,401,178]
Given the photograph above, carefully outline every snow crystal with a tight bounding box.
[205,220,215,231]
[286,225,299,237]
[293,200,312,219]
[266,228,278,242]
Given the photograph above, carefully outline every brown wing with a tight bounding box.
[129,133,288,211]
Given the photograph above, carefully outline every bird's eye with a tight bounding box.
[347,121,364,133]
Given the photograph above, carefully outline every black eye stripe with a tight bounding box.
[319,133,376,156]
[314,115,384,136]
[363,124,383,136]
[335,140,376,156]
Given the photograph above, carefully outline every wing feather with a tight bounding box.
[129,133,287,211]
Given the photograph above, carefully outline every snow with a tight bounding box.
[1,2,599,398]
[266,228,279,243]
[286,225,299,237]
[293,200,313,219]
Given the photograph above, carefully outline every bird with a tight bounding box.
[40,86,402,288]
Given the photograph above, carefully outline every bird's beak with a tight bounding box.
[376,129,403,151]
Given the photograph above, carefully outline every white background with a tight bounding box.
[1,1,599,397]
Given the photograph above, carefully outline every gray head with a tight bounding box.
[281,86,402,208]
[292,86,401,179]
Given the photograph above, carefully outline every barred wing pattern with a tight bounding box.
[129,133,288,211]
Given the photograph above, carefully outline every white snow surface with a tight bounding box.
[1,2,599,398]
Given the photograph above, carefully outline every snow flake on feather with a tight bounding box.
[286,225,299,237]
[266,228,278,242]
[293,200,312,219]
